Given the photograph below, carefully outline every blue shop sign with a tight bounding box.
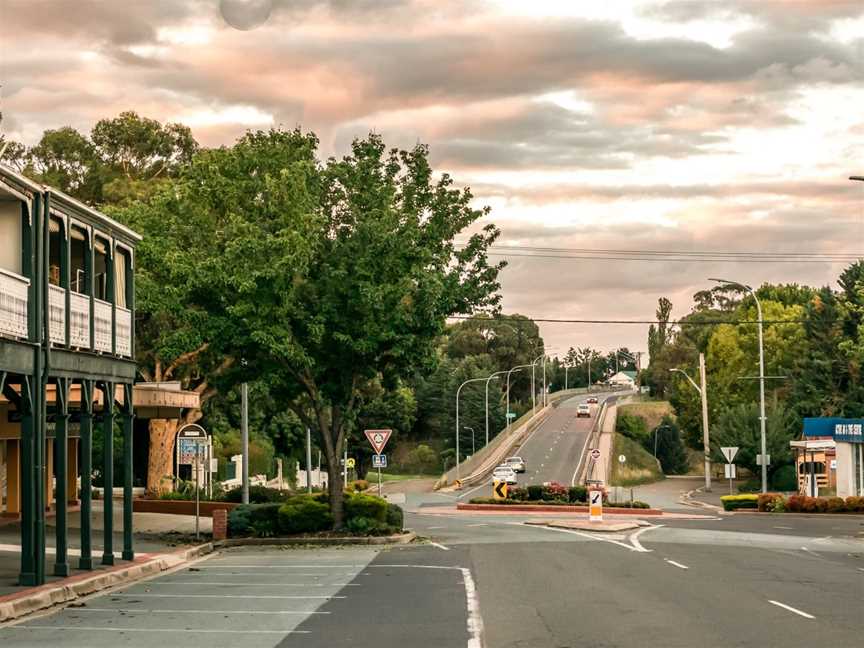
[803,417,864,443]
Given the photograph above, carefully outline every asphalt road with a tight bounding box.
[2,506,863,647]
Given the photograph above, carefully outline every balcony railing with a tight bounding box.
[48,284,67,346]
[93,298,113,354]
[0,268,29,340]
[69,291,91,349]
[116,306,132,358]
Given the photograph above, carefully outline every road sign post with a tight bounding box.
[589,487,603,521]
[177,424,209,540]
[364,430,392,498]
[372,454,387,496]
[721,447,739,495]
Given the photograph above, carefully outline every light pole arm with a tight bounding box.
[669,368,701,395]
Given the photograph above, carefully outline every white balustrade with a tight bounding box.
[0,268,29,339]
[116,306,132,357]
[93,298,113,353]
[69,291,91,348]
[48,283,67,345]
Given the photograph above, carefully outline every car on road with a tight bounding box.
[505,456,526,473]
[576,403,591,418]
[492,465,518,484]
[586,396,598,404]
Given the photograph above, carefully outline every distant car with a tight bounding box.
[492,465,518,485]
[586,396,599,404]
[576,403,591,418]
[505,456,526,473]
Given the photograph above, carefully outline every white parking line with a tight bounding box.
[768,600,815,619]
[664,559,689,570]
[20,627,311,635]
[73,608,331,615]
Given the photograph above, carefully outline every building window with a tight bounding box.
[70,226,87,294]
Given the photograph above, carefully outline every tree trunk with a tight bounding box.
[325,448,344,528]
[147,419,179,494]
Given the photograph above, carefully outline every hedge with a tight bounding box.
[468,497,650,509]
[720,494,759,511]
[223,485,291,504]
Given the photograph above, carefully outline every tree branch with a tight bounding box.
[163,343,210,381]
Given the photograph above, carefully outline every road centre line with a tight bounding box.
[664,559,689,570]
[773,526,794,530]
[462,567,484,648]
[427,526,446,529]
[467,523,488,527]
[111,593,344,599]
[768,600,815,619]
[857,567,864,572]
[18,626,311,635]
[74,608,330,615]
[430,542,451,551]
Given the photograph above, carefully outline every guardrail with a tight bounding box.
[574,398,608,486]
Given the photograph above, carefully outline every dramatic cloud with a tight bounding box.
[1,0,862,353]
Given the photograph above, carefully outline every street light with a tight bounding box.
[464,426,475,456]
[455,376,487,483]
[484,371,506,446]
[532,349,557,413]
[505,365,531,431]
[710,277,767,493]
[670,353,712,492]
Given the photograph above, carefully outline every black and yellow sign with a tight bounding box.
[493,480,508,499]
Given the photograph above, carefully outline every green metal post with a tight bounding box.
[15,377,36,585]
[101,381,115,566]
[122,383,134,561]
[53,378,70,576]
[78,380,94,569]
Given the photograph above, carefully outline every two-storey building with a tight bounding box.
[0,163,140,586]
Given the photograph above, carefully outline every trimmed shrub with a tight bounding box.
[720,494,759,511]
[351,480,370,492]
[228,503,282,537]
[507,487,529,501]
[527,485,543,501]
[346,516,377,534]
[386,503,404,530]
[757,493,785,512]
[845,496,864,512]
[826,497,847,513]
[223,485,290,504]
[541,482,569,502]
[277,498,333,534]
[344,493,388,523]
[228,505,253,537]
[770,465,797,492]
[568,486,587,503]
[786,494,805,513]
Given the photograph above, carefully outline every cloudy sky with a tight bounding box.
[2,0,863,359]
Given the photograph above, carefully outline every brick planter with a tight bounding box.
[133,499,240,518]
[456,502,663,515]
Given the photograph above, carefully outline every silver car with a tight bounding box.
[505,456,526,473]
[492,465,518,485]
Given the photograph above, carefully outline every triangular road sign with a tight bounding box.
[721,446,739,463]
[364,429,392,455]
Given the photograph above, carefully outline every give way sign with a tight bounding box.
[364,429,392,455]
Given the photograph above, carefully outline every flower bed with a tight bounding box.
[721,492,864,513]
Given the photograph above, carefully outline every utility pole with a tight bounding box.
[240,381,249,504]
[305,427,313,494]
[670,356,712,492]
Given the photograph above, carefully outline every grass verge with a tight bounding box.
[610,433,664,487]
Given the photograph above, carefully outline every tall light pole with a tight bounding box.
[455,376,486,483]
[710,277,767,493]
[505,365,531,431]
[532,350,556,413]
[670,353,712,492]
[464,426,475,456]
[485,371,506,446]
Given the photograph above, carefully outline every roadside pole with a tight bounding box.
[194,453,200,540]
[241,382,249,505]
[305,427,313,494]
[699,353,712,492]
[378,463,382,497]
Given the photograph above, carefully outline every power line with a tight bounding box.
[485,252,854,264]
[450,315,809,326]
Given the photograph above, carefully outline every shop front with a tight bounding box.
[802,418,864,498]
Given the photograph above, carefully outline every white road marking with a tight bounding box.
[772,526,794,530]
[857,567,864,572]
[110,593,343,599]
[768,600,815,619]
[202,564,363,568]
[19,627,310,635]
[513,522,647,552]
[462,567,484,648]
[664,559,689,570]
[427,526,446,529]
[144,582,359,587]
[73,608,331,615]
[430,542,451,551]
[629,525,663,552]
[467,523,488,527]
[800,546,821,557]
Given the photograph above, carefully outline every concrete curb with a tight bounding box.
[214,531,417,548]
[457,503,663,515]
[0,543,214,623]
[680,488,724,513]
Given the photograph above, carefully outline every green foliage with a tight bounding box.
[404,444,439,473]
[277,498,333,534]
[228,503,283,537]
[720,494,759,511]
[617,413,649,444]
[757,493,786,512]
[350,480,370,492]
[610,433,664,486]
[386,503,404,530]
[770,465,797,492]
[344,493,388,524]
[222,486,290,504]
[527,485,543,501]
[653,417,687,475]
[711,403,796,478]
[568,486,587,503]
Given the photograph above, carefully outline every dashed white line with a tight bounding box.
[772,526,794,530]
[427,526,445,529]
[768,600,815,619]
[462,567,485,648]
[430,542,451,551]
[467,523,488,527]
[664,559,689,570]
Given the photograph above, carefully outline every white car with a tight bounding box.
[492,465,518,485]
[576,403,591,418]
[505,456,526,473]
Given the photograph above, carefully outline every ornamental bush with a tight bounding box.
[527,485,543,501]
[845,496,864,512]
[757,493,786,512]
[344,493,388,523]
[825,497,847,513]
[223,485,290,504]
[720,494,759,511]
[507,487,529,501]
[568,486,588,503]
[541,482,569,502]
[228,503,283,537]
[386,503,404,530]
[277,498,333,534]
[350,480,370,492]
